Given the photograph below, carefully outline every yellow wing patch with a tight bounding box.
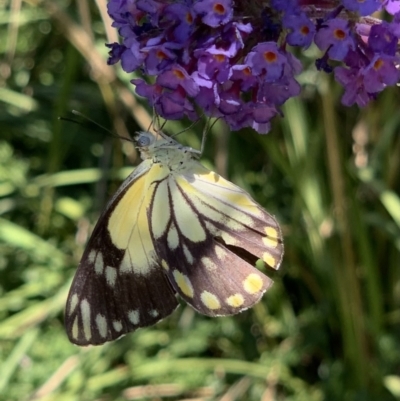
[243,273,264,295]
[173,270,194,298]
[108,173,155,275]
[226,294,245,308]
[200,291,221,310]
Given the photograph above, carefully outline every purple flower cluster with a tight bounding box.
[107,0,400,133]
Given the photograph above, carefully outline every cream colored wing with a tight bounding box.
[149,160,284,316]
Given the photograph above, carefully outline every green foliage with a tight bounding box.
[1,1,399,400]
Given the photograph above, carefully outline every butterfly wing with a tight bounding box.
[149,161,284,316]
[65,160,178,346]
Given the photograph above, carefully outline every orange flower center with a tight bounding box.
[334,29,346,40]
[213,3,226,15]
[263,51,277,63]
[373,58,384,70]
[300,25,310,35]
[156,50,168,59]
[173,69,185,79]
[186,12,193,24]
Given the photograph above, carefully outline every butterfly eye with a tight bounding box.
[135,132,154,147]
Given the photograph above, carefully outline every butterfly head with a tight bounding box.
[134,131,195,163]
[134,131,160,160]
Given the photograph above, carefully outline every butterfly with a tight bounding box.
[65,130,284,345]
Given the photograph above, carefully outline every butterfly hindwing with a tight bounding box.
[149,160,283,317]
[65,164,178,346]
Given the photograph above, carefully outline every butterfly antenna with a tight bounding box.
[148,108,167,139]
[199,117,219,155]
[170,114,205,139]
[62,110,133,143]
[71,110,113,135]
[159,118,168,132]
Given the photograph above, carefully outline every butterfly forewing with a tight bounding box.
[65,164,178,346]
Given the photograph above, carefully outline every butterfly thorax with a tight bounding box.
[136,131,197,172]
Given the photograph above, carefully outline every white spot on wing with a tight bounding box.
[149,309,159,317]
[120,249,155,276]
[106,265,117,287]
[128,310,140,325]
[205,221,219,236]
[201,257,218,271]
[215,246,228,260]
[72,317,79,340]
[167,223,179,250]
[80,299,92,341]
[94,252,104,274]
[220,232,237,246]
[113,320,123,332]
[183,245,194,264]
[88,250,96,263]
[69,293,79,314]
[120,252,133,273]
[96,314,108,338]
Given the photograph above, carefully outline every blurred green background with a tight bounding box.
[1,1,399,400]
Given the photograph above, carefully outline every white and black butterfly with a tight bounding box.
[65,130,284,345]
